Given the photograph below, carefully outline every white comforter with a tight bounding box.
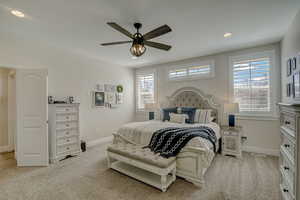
[115,120,220,152]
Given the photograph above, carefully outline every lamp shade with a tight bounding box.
[144,103,159,111]
[224,103,239,114]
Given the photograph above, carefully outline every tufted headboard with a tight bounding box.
[166,87,220,123]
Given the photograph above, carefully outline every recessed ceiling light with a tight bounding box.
[11,10,25,18]
[224,32,232,38]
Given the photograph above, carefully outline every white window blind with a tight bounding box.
[188,65,210,76]
[136,73,155,110]
[168,61,214,80]
[169,68,187,79]
[233,57,271,113]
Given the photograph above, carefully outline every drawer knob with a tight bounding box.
[284,166,290,170]
[67,139,70,142]
[66,124,69,127]
[67,147,70,150]
[285,121,291,125]
[283,189,289,193]
[284,144,290,148]
[66,132,69,135]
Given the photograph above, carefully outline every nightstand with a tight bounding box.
[221,125,243,158]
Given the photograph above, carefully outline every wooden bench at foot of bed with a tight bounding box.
[106,143,176,192]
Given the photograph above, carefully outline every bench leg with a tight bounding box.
[161,175,167,192]
[107,155,111,168]
[172,168,176,182]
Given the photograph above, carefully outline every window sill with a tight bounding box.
[235,114,279,121]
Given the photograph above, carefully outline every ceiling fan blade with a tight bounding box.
[101,41,132,46]
[107,22,133,39]
[144,41,171,51]
[143,25,172,40]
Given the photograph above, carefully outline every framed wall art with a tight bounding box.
[104,84,116,93]
[287,58,292,76]
[286,83,291,97]
[293,72,300,99]
[93,91,105,107]
[292,57,297,70]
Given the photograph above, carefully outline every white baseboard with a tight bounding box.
[0,145,14,153]
[243,146,279,156]
[87,136,113,148]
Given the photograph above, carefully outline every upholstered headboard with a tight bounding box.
[166,87,220,123]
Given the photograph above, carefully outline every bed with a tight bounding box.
[112,87,221,186]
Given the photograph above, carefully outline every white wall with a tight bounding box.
[0,33,135,144]
[136,43,281,155]
[281,9,300,103]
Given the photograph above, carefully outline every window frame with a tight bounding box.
[168,60,215,81]
[228,50,277,118]
[135,68,157,112]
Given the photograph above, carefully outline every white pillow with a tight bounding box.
[169,113,188,124]
[194,109,212,123]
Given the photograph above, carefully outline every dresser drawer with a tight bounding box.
[57,129,78,138]
[56,106,78,114]
[57,136,78,146]
[281,112,296,133]
[56,114,77,122]
[57,143,79,155]
[281,132,295,162]
[280,183,293,200]
[56,121,78,130]
[280,152,295,195]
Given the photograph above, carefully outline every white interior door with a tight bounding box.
[16,69,48,166]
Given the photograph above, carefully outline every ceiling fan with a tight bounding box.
[101,22,172,57]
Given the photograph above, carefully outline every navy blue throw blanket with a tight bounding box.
[144,126,217,158]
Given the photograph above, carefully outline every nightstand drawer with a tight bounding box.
[223,136,239,151]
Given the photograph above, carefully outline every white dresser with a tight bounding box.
[278,103,300,200]
[48,103,80,163]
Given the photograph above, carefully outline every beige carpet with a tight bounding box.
[0,144,279,200]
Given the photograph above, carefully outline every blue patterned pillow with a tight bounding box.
[181,107,197,123]
[162,107,177,121]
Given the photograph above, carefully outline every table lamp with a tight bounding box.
[224,103,239,127]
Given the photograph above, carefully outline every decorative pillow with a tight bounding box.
[181,107,197,124]
[169,113,188,124]
[162,107,177,121]
[194,109,212,124]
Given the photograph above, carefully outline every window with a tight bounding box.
[136,71,155,110]
[230,51,276,116]
[168,60,214,80]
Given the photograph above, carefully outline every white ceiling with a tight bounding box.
[0,0,300,68]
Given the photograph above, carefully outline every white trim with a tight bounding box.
[86,136,113,148]
[0,145,14,153]
[243,145,279,156]
[228,50,278,117]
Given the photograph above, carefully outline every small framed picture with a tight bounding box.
[293,72,300,99]
[287,83,291,97]
[93,91,105,107]
[292,57,297,70]
[287,58,292,76]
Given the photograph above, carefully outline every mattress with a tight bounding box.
[115,120,221,152]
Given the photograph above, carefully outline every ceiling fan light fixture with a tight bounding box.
[130,43,146,57]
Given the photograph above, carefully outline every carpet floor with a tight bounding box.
[0,144,280,200]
